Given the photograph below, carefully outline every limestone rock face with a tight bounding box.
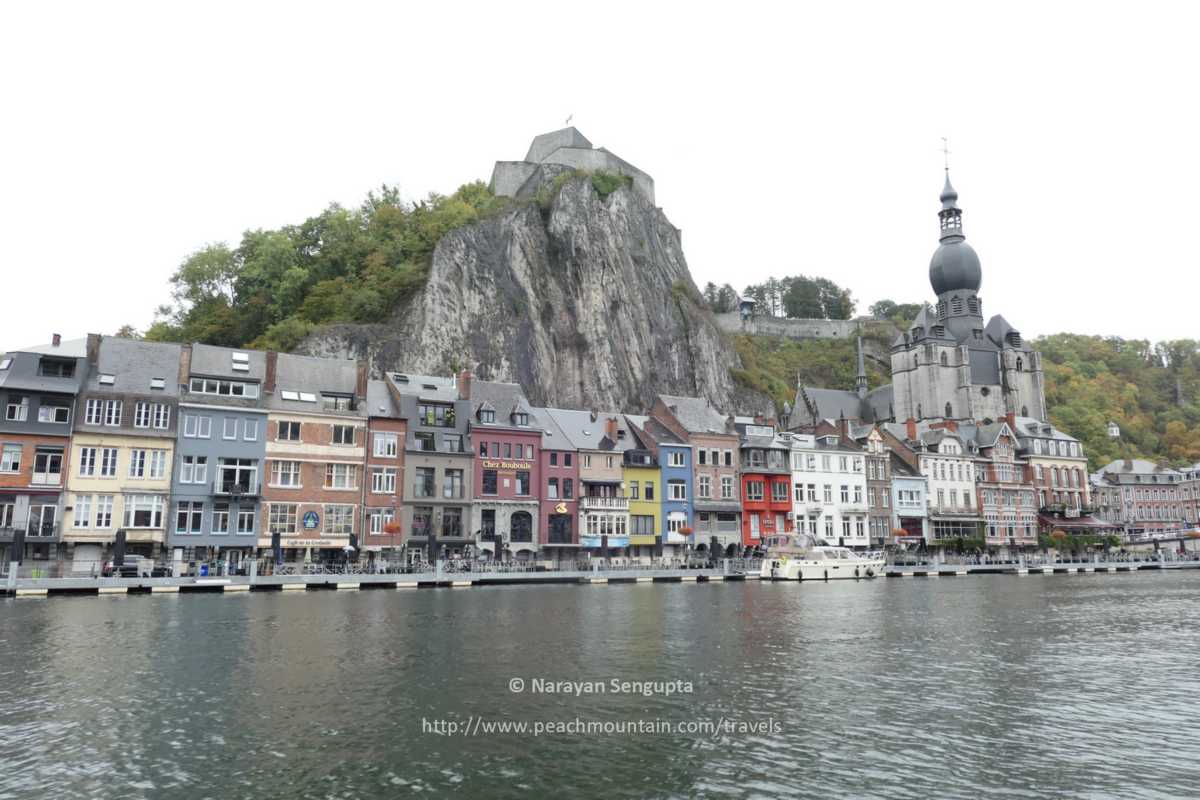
[301,176,745,413]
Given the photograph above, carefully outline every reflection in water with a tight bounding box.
[3,574,1200,799]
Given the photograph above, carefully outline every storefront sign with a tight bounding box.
[302,511,320,529]
[555,502,568,514]
[283,538,342,548]
[480,460,532,470]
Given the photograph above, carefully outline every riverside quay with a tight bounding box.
[3,333,1199,576]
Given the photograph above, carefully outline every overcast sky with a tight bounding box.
[3,1,1198,350]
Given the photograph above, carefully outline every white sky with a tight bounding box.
[3,1,1198,349]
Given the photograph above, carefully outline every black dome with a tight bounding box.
[929,240,982,295]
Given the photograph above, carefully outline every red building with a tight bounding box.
[362,379,406,559]
[735,418,792,551]
[468,381,542,560]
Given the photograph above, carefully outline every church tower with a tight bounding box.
[891,171,1047,425]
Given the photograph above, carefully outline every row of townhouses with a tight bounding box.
[2,334,1191,571]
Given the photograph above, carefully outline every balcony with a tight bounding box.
[31,472,62,487]
[213,478,260,497]
[580,496,630,512]
[1,522,58,540]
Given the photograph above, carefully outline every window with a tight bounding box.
[547,477,559,499]
[99,448,118,477]
[74,495,92,528]
[85,399,104,425]
[278,421,301,441]
[482,469,498,495]
[6,397,29,422]
[149,450,166,479]
[324,463,357,490]
[515,471,530,496]
[244,420,258,441]
[514,412,529,427]
[123,495,164,528]
[747,481,764,501]
[237,510,255,535]
[824,485,833,503]
[480,409,495,423]
[374,432,398,457]
[268,504,297,535]
[442,507,464,538]
[176,501,204,534]
[549,452,558,466]
[372,467,397,494]
[153,404,170,429]
[644,482,654,501]
[272,460,302,487]
[223,417,238,440]
[180,455,208,484]
[369,510,395,535]
[631,515,655,536]
[443,434,464,453]
[188,378,259,398]
[416,403,456,428]
[128,449,147,478]
[721,476,735,500]
[414,467,435,498]
[1,444,21,473]
[443,469,464,499]
[38,404,71,424]
[698,475,711,499]
[322,395,351,412]
[668,451,685,467]
[669,480,687,501]
[698,450,707,466]
[212,503,229,534]
[563,478,573,499]
[771,481,787,502]
[182,414,212,438]
[415,432,436,452]
[38,358,75,378]
[77,447,97,476]
[564,453,573,467]
[332,425,355,445]
[134,402,152,428]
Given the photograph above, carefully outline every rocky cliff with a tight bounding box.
[301,174,760,414]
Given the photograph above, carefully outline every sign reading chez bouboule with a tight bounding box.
[480,460,531,470]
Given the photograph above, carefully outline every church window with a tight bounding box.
[917,404,923,419]
[913,356,918,369]
[940,352,949,366]
[1016,357,1023,372]
[973,329,983,340]
[967,297,978,314]
[945,402,953,418]
[1021,405,1029,417]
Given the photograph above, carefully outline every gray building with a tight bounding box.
[168,344,268,566]
[0,335,88,563]
[386,370,474,560]
[62,335,183,570]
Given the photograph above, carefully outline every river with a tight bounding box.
[2,573,1199,799]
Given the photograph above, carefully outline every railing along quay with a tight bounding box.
[2,558,760,597]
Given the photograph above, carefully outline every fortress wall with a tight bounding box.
[490,162,539,197]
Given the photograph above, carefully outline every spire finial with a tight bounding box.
[941,137,951,173]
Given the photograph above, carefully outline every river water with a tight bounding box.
[2,573,1199,799]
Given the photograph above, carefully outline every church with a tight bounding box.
[790,172,1048,429]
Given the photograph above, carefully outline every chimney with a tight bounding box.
[905,417,917,441]
[1005,411,1016,431]
[86,333,102,366]
[178,343,193,388]
[355,359,368,401]
[839,414,851,440]
[51,333,61,348]
[726,414,736,433]
[263,351,278,394]
[458,369,472,400]
[590,410,598,423]
[945,419,958,433]
[605,416,619,443]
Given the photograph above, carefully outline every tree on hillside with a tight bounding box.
[869,299,930,324]
[742,275,855,320]
[702,282,740,314]
[113,325,141,339]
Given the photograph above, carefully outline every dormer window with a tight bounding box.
[322,394,352,411]
[150,378,166,390]
[514,412,529,427]
[479,409,495,423]
[99,374,115,385]
[231,353,250,372]
[38,358,75,378]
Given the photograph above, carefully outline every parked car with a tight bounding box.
[101,557,152,578]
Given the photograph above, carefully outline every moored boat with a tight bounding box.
[759,534,885,581]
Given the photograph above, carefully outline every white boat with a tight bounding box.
[759,534,886,581]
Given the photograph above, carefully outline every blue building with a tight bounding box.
[629,416,694,557]
[168,344,269,569]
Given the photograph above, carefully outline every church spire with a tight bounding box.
[855,336,868,399]
[938,171,964,242]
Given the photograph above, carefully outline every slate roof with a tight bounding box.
[190,343,267,380]
[470,380,535,428]
[656,394,730,435]
[544,408,638,452]
[268,352,363,416]
[529,406,575,451]
[388,372,458,403]
[366,379,399,418]
[1098,459,1179,476]
[10,338,89,357]
[87,338,183,396]
[792,383,895,428]
[0,340,88,394]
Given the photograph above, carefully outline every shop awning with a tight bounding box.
[1038,514,1120,532]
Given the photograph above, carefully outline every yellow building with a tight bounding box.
[62,338,182,573]
[624,456,661,558]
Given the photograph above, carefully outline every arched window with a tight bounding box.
[1051,468,1059,487]
[940,352,949,366]
[510,511,533,542]
[1021,405,1029,417]
[945,402,953,418]
[913,356,918,369]
[1016,357,1023,372]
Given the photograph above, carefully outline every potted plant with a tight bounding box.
[384,521,401,535]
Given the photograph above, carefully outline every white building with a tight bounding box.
[790,432,870,549]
